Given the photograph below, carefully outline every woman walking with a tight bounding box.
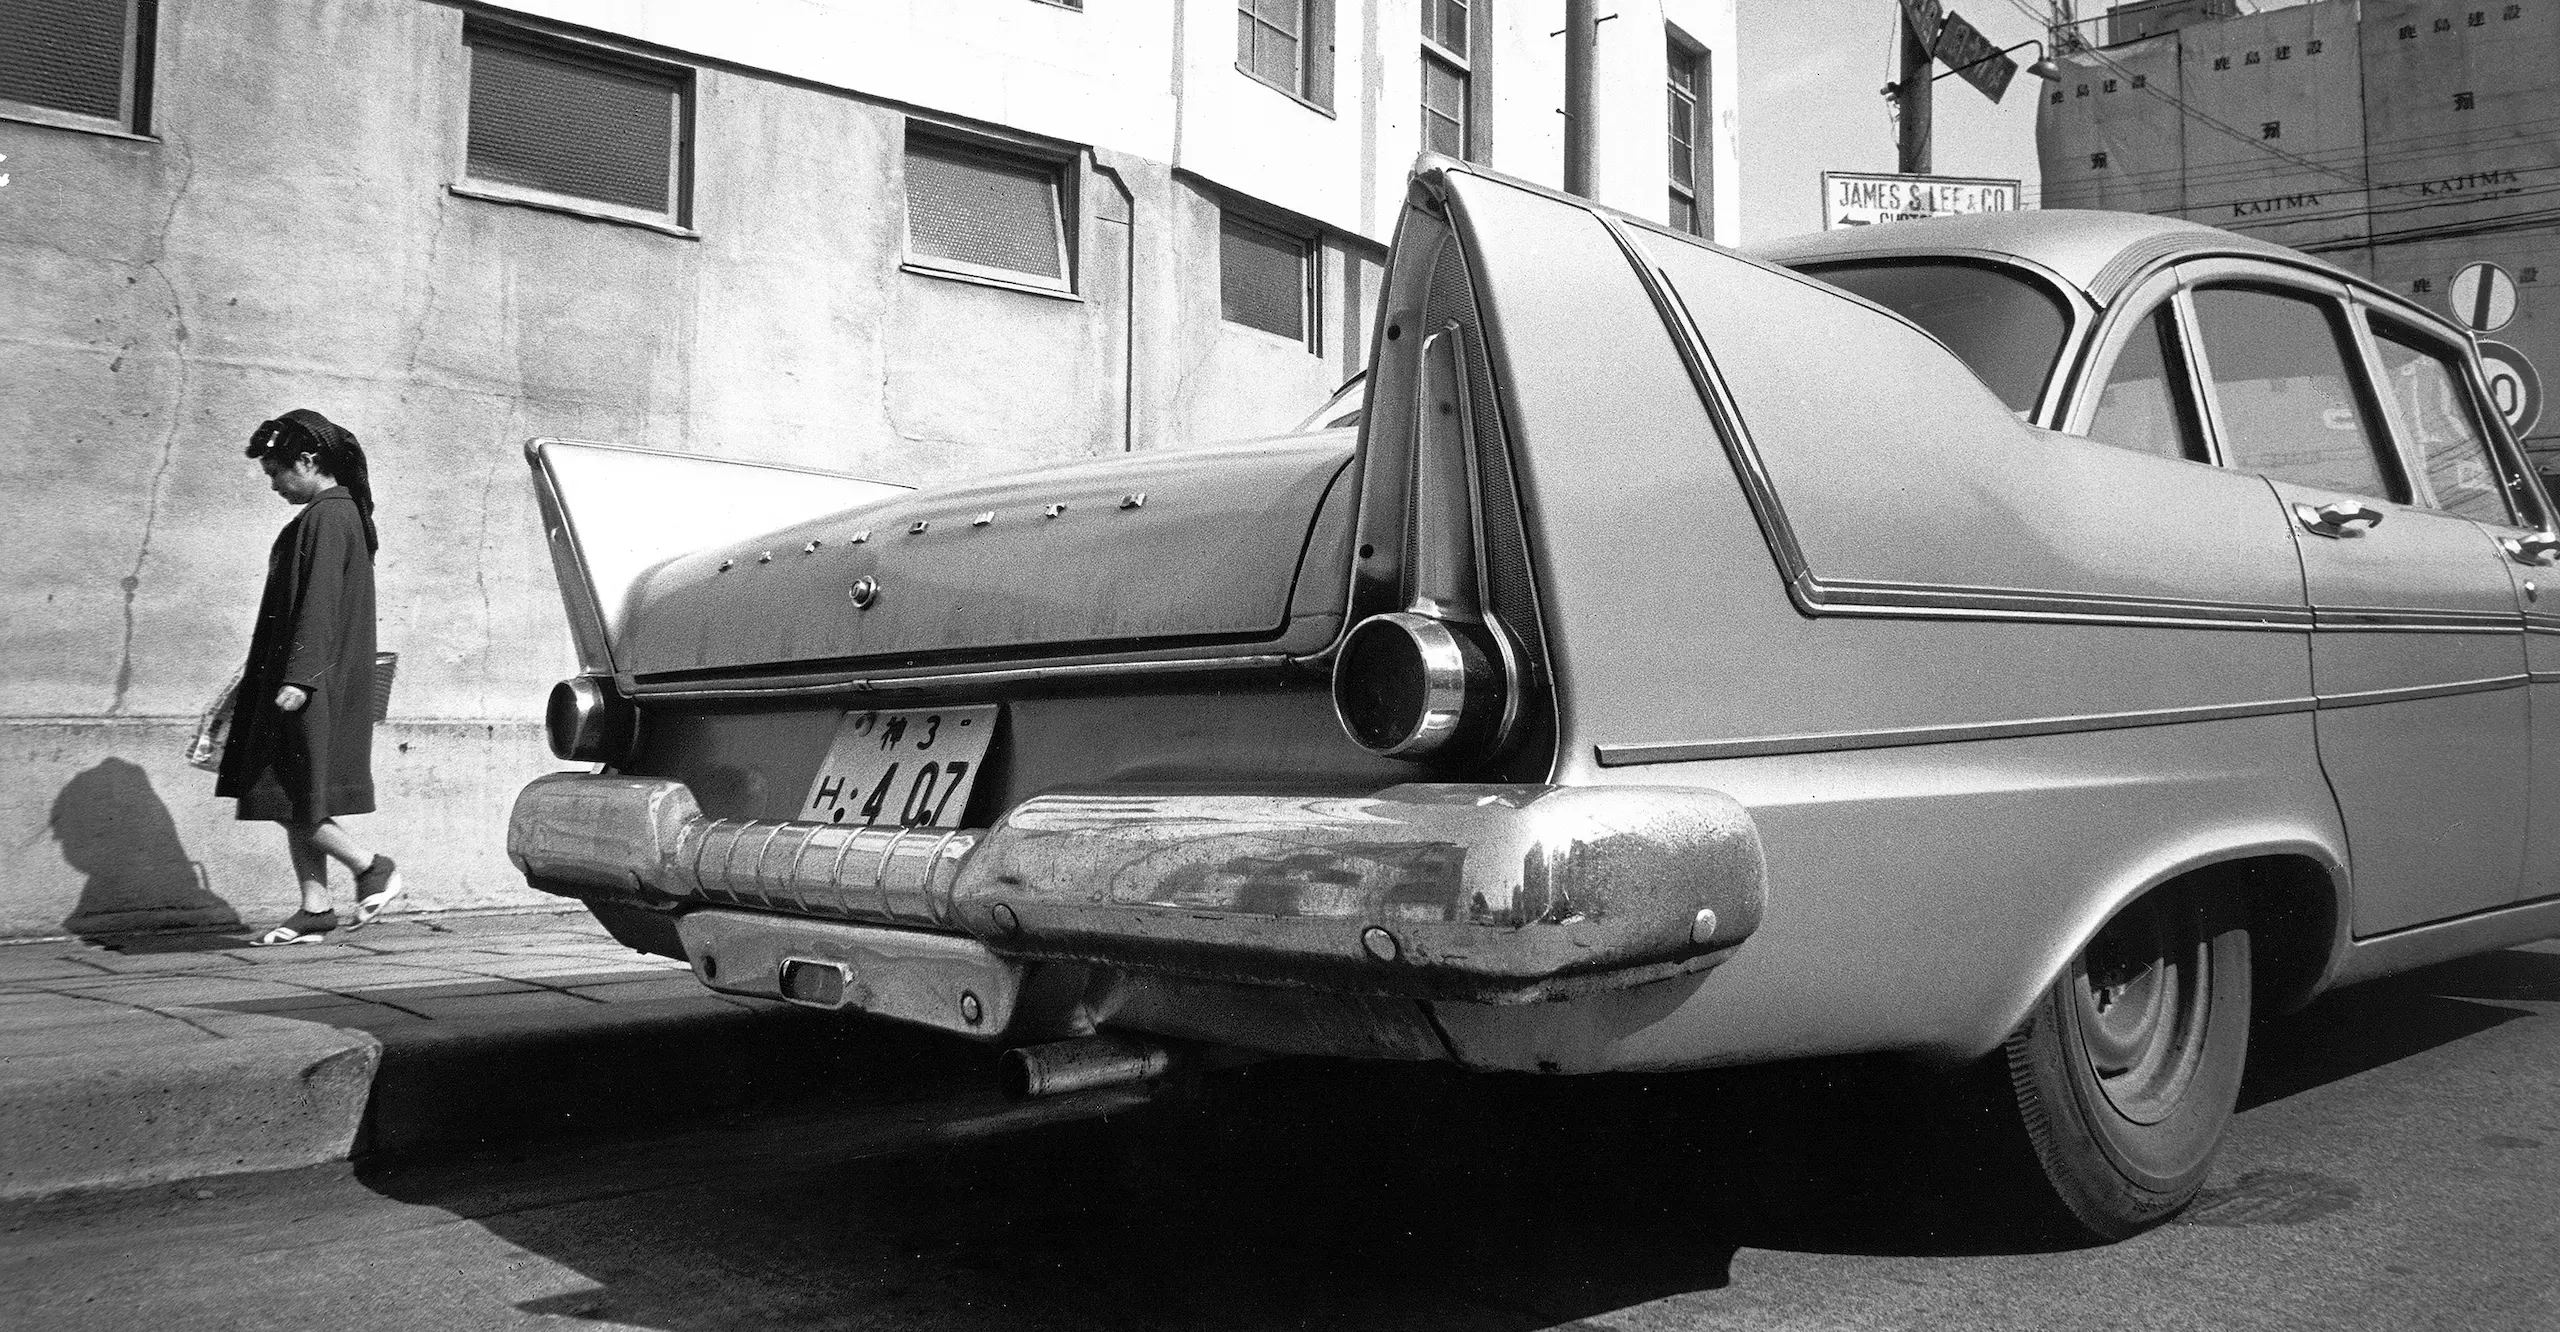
[219,409,403,944]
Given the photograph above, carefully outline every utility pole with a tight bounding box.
[1893,5,1935,175]
[1563,0,1598,198]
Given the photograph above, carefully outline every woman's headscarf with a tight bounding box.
[247,409,379,554]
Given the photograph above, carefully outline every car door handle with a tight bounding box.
[2293,500,2385,538]
[2501,533,2560,565]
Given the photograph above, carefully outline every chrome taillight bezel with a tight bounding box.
[1332,611,1505,759]
[546,674,637,765]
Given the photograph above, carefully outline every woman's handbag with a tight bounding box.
[184,651,393,773]
[186,666,243,773]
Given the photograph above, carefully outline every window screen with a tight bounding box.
[904,138,1068,283]
[2373,324,2514,525]
[2085,309,2202,462]
[1221,213,1311,344]
[467,33,683,218]
[2191,286,2395,500]
[0,0,144,125]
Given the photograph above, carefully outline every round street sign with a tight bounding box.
[2477,339,2542,437]
[2449,262,2520,332]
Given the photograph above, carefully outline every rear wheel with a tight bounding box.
[1998,884,2251,1239]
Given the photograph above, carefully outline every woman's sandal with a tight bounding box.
[254,909,340,946]
[349,855,405,930]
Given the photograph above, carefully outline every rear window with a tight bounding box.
[1796,260,2072,416]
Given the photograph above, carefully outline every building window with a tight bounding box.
[0,0,154,134]
[1421,0,1473,157]
[463,24,690,225]
[903,131,1073,292]
[1237,0,1334,110]
[1666,32,1712,237]
[1220,211,1316,349]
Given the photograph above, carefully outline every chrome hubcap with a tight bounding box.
[2072,894,2211,1126]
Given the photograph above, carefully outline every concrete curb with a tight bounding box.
[0,910,1003,1199]
[0,1011,382,1200]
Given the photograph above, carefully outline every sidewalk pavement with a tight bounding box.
[0,907,975,1200]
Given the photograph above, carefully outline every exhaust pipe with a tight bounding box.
[999,1035,1174,1101]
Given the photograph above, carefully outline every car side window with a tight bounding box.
[2369,323,2516,526]
[2190,285,2400,500]
[2085,308,2203,463]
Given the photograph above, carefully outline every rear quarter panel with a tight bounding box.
[1424,174,2344,1071]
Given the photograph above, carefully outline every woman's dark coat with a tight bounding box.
[217,487,377,823]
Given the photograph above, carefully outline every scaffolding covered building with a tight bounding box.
[2038,0,2559,474]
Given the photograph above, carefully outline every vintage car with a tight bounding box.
[508,159,2560,1240]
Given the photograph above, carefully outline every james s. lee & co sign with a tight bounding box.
[1823,172,2022,229]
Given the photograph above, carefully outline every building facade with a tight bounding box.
[2038,0,2558,474]
[0,0,1738,938]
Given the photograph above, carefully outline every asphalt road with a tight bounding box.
[5,941,2555,1332]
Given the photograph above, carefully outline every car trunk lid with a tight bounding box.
[607,437,1353,678]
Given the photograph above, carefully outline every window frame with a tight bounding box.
[2354,303,2539,529]
[2071,258,2553,535]
[898,123,1083,299]
[1217,206,1322,353]
[0,0,156,138]
[455,20,696,234]
[1665,27,1710,237]
[1237,0,1336,114]
[1419,0,1489,162]
[2169,264,2412,504]
[2063,266,2211,461]
[2080,305,2210,464]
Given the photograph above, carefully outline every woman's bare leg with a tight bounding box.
[283,820,376,916]
[304,818,375,875]
[283,824,335,915]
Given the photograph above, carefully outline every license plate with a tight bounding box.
[799,706,998,829]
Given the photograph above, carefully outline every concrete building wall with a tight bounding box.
[492,0,1743,245]
[2,0,1740,938]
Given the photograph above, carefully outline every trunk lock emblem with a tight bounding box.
[848,576,881,609]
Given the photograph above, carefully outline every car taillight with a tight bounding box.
[546,675,636,765]
[1333,612,1504,758]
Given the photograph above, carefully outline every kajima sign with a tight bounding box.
[1823,172,2023,228]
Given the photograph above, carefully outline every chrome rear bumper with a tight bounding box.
[508,774,1766,1005]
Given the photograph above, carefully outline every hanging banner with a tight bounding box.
[1822,172,2023,228]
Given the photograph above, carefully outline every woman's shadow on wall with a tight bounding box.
[46,757,240,942]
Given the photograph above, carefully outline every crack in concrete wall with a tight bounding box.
[109,136,201,717]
